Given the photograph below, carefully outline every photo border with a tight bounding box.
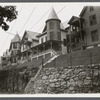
[0,0,100,99]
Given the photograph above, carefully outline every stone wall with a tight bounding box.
[27,64,100,93]
[0,66,38,94]
[24,47,100,94]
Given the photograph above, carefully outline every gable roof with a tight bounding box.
[68,16,79,25]
[79,6,87,17]
[11,33,21,43]
[21,30,40,42]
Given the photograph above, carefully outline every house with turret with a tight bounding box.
[9,33,21,63]
[3,6,100,66]
[22,7,67,62]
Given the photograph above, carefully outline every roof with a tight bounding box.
[47,7,59,20]
[25,30,39,40]
[60,21,69,30]
[11,33,21,43]
[37,21,69,38]
[68,16,79,25]
[36,32,47,37]
[79,6,87,17]
[22,30,40,42]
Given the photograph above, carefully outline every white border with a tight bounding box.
[0,2,100,97]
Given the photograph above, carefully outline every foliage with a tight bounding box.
[0,6,18,31]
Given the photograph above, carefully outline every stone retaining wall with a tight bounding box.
[27,64,100,93]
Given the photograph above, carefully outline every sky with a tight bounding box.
[0,2,99,56]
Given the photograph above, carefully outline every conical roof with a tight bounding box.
[47,7,59,20]
[11,33,21,43]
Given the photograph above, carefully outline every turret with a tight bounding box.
[46,7,61,41]
[10,33,21,55]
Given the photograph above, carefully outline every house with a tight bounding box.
[21,30,39,62]
[80,6,100,48]
[37,7,67,53]
[66,6,100,53]
[1,49,11,66]
[67,16,85,52]
[20,7,67,63]
[9,33,21,63]
[2,6,100,66]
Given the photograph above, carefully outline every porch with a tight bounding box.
[67,16,86,52]
[21,40,62,62]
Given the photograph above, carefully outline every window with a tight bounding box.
[57,22,60,29]
[13,58,16,63]
[72,26,76,31]
[63,39,66,46]
[71,37,75,43]
[90,6,94,12]
[75,37,80,43]
[45,36,47,42]
[66,35,70,43]
[50,31,54,40]
[13,43,17,49]
[58,32,61,40]
[41,38,43,43]
[89,14,97,26]
[91,30,99,42]
[49,22,54,29]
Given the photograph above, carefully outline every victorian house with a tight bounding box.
[21,30,39,62]
[20,7,67,63]
[4,6,100,65]
[9,33,21,63]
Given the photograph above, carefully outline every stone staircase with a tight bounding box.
[24,54,59,93]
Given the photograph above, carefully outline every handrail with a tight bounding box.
[31,49,56,59]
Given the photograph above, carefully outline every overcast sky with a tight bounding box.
[0,3,99,56]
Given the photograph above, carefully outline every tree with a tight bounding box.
[0,6,18,31]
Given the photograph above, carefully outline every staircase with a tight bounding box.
[24,55,59,93]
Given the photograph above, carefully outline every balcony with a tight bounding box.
[11,50,21,56]
[70,28,85,37]
[21,45,31,53]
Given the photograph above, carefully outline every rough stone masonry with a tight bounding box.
[25,64,100,94]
